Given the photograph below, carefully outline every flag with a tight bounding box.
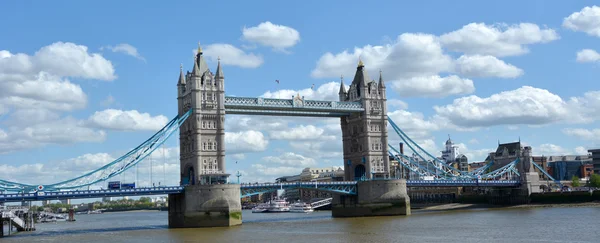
[311,84,315,90]
[275,80,280,84]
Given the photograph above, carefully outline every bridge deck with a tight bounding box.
[0,180,520,202]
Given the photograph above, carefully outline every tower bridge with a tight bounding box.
[0,43,554,229]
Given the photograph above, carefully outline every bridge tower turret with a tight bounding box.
[170,43,240,229]
[340,58,389,180]
[177,42,228,186]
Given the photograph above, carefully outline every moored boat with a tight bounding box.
[289,201,314,213]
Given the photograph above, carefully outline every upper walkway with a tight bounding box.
[224,96,364,117]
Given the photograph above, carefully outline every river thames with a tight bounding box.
[3,207,598,242]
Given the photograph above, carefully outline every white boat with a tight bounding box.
[252,198,290,213]
[289,201,313,213]
[251,204,267,213]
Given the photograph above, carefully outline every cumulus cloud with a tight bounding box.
[439,23,559,57]
[225,130,269,153]
[242,21,300,52]
[0,117,106,154]
[535,143,568,155]
[86,109,169,131]
[0,42,117,80]
[202,43,264,68]
[576,49,600,63]
[562,128,600,141]
[269,125,336,140]
[262,81,342,101]
[563,6,600,37]
[310,22,551,98]
[455,55,524,78]
[391,75,474,98]
[434,86,600,128]
[311,33,453,80]
[101,43,145,61]
[0,42,120,154]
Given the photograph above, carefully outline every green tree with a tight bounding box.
[590,174,600,188]
[571,175,581,187]
[139,197,152,203]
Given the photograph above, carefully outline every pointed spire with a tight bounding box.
[192,54,200,76]
[215,56,224,79]
[197,41,203,54]
[378,69,385,88]
[358,56,364,67]
[178,63,186,85]
[338,75,346,94]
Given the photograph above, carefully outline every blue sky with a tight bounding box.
[1,1,600,189]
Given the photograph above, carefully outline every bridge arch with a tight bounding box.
[354,164,366,181]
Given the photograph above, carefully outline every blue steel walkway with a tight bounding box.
[0,180,521,203]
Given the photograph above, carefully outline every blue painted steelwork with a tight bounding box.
[0,179,523,202]
[530,160,562,186]
[224,96,363,117]
[240,181,358,198]
[406,180,520,187]
[0,110,193,192]
[0,187,185,203]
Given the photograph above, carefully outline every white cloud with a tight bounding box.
[242,21,300,52]
[250,164,304,177]
[391,75,474,98]
[433,86,594,128]
[269,125,335,140]
[225,130,269,153]
[562,128,600,141]
[454,143,491,162]
[576,49,600,63]
[0,117,106,154]
[439,23,559,57]
[310,24,538,98]
[202,43,264,68]
[262,81,341,101]
[32,42,116,80]
[262,152,316,167]
[575,146,589,155]
[455,55,524,78]
[0,72,87,112]
[535,143,568,156]
[311,33,453,80]
[101,43,145,61]
[387,99,408,110]
[0,42,121,154]
[86,109,169,131]
[469,138,480,144]
[563,6,600,37]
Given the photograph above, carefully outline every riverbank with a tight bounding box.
[411,201,600,213]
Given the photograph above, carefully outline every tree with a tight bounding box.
[571,175,581,187]
[590,174,600,188]
[139,197,152,203]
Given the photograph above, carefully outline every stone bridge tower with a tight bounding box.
[177,43,227,186]
[339,59,389,180]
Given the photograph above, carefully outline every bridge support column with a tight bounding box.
[168,184,242,228]
[332,179,410,217]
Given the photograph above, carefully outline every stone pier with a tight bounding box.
[168,184,242,228]
[332,179,411,217]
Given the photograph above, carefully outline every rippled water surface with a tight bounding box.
[2,207,599,243]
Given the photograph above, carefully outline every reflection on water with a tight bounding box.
[3,207,599,243]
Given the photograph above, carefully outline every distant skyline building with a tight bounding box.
[440,136,468,172]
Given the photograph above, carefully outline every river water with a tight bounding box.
[2,207,598,243]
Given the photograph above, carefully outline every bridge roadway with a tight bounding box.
[0,180,520,203]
